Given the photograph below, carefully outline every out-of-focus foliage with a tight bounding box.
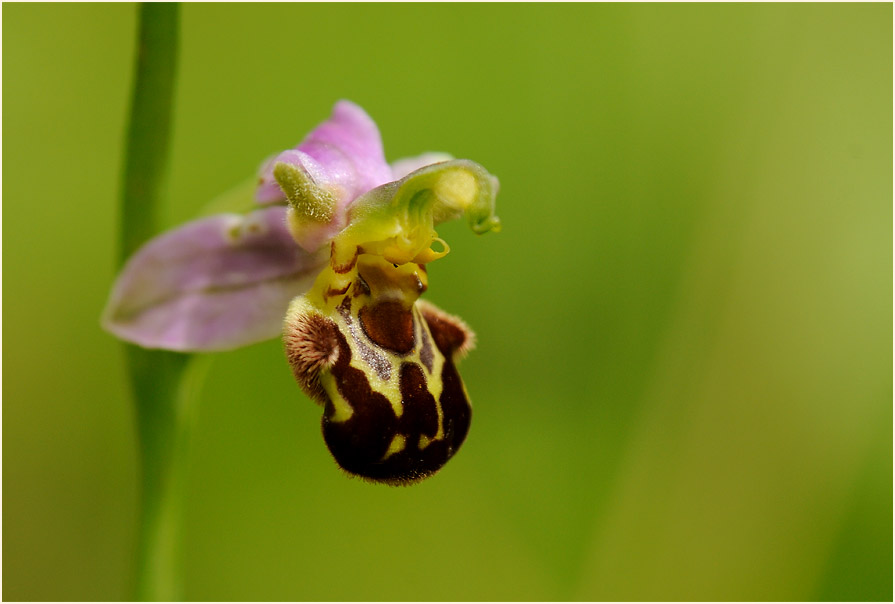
[3,4,891,600]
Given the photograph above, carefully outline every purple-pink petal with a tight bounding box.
[102,206,326,352]
[255,100,392,208]
[256,153,290,204]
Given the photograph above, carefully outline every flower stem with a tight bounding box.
[118,3,198,601]
[120,2,179,264]
[130,350,210,601]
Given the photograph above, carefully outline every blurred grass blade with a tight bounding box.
[131,350,211,601]
[118,3,197,601]
[121,2,179,263]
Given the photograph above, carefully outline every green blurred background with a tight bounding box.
[4,3,892,601]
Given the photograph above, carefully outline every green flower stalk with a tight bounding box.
[116,3,193,601]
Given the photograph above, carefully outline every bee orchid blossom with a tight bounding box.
[103,101,500,484]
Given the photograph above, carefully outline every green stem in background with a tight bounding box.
[120,2,179,264]
[118,4,205,601]
[129,349,210,601]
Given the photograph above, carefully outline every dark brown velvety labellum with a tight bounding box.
[318,297,473,485]
[286,258,476,485]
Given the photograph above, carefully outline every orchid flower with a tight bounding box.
[103,101,500,484]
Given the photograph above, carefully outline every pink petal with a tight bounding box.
[102,206,326,352]
[390,152,453,180]
[255,100,392,207]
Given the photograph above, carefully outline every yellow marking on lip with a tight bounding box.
[416,311,446,442]
[433,402,444,442]
[351,367,403,417]
[382,434,406,460]
[327,389,354,423]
